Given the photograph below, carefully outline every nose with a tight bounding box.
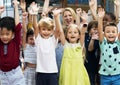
[3,35,7,38]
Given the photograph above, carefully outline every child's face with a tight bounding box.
[63,11,74,26]
[103,14,112,27]
[66,27,80,43]
[40,27,53,39]
[104,26,118,43]
[27,35,35,46]
[89,27,98,36]
[0,27,14,44]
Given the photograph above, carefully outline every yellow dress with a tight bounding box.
[59,42,90,85]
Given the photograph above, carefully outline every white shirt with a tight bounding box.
[35,34,58,73]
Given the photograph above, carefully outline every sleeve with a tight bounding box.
[99,38,106,51]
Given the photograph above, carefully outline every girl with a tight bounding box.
[55,9,90,84]
[59,23,90,85]
[20,1,37,84]
[98,8,120,85]
[22,12,37,85]
[84,20,100,85]
[56,7,76,78]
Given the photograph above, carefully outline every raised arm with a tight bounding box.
[80,24,87,47]
[88,32,99,51]
[0,6,5,17]
[89,0,97,20]
[20,0,26,12]
[97,8,105,43]
[53,8,65,45]
[22,12,28,48]
[114,0,120,22]
[29,2,39,38]
[76,8,82,27]
[43,0,50,14]
[12,0,20,25]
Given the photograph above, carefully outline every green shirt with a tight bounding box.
[99,38,120,76]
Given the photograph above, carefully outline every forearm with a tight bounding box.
[115,5,119,22]
[14,4,20,25]
[98,17,104,42]
[76,13,81,27]
[43,0,50,13]
[33,15,38,37]
[22,18,27,48]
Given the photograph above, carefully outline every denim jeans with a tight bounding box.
[0,66,26,85]
[100,74,120,85]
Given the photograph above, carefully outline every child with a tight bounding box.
[22,11,37,85]
[30,2,61,85]
[55,8,90,84]
[98,8,120,85]
[84,20,100,85]
[59,23,90,85]
[0,0,26,85]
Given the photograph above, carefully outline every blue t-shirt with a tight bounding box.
[99,38,120,76]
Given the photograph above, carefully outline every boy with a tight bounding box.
[0,0,26,85]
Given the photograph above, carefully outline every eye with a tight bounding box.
[74,32,78,34]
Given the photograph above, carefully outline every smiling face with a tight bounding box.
[40,26,53,39]
[0,27,14,44]
[66,24,80,43]
[104,26,118,43]
[38,17,54,39]
[63,10,74,26]
[89,27,98,36]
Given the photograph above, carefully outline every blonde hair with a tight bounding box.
[65,24,80,42]
[38,17,54,30]
[62,7,76,23]
[27,22,33,30]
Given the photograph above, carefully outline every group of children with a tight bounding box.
[0,0,120,85]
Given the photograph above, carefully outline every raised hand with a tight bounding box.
[22,12,28,19]
[76,8,82,17]
[114,0,120,6]
[91,32,99,40]
[28,2,40,15]
[97,8,105,19]
[0,6,5,15]
[81,10,88,22]
[52,8,64,17]
[12,0,19,8]
[20,0,26,12]
[89,0,95,8]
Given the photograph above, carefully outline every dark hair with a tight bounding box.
[87,20,98,33]
[105,12,116,21]
[0,17,15,32]
[26,29,34,42]
[104,22,117,31]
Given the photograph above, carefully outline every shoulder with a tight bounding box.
[15,23,22,30]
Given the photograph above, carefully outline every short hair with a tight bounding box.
[62,7,76,22]
[105,12,116,21]
[38,17,54,30]
[0,17,15,32]
[26,29,34,42]
[87,20,98,32]
[104,22,118,31]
